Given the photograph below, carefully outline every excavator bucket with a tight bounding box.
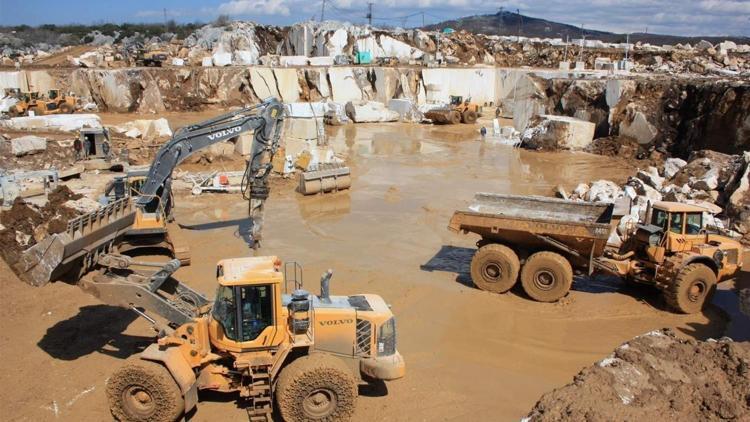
[16,233,71,286]
[298,163,352,195]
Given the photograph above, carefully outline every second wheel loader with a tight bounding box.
[424,95,482,125]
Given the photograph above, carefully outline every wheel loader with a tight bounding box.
[8,89,77,116]
[31,250,404,421]
[449,193,744,313]
[424,95,482,125]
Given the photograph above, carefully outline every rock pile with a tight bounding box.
[563,150,750,242]
[526,329,750,421]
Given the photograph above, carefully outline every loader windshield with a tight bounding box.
[651,209,668,230]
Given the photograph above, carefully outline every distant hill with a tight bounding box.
[423,11,750,45]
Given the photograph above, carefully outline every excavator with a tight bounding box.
[16,98,406,421]
[17,97,285,286]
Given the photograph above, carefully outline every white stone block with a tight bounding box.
[201,57,213,67]
[345,101,400,123]
[11,135,47,156]
[309,56,334,66]
[279,56,309,66]
[212,52,232,67]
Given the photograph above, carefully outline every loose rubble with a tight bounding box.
[526,329,750,421]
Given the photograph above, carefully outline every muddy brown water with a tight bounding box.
[0,114,732,421]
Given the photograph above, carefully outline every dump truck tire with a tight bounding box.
[520,251,573,302]
[448,111,461,125]
[276,354,357,422]
[462,110,478,124]
[470,244,520,293]
[107,358,184,422]
[665,263,717,314]
[59,102,74,113]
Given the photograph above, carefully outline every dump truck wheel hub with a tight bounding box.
[123,386,155,415]
[483,263,503,281]
[303,388,336,417]
[534,270,556,291]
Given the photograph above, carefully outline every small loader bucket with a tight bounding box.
[16,233,71,286]
[298,164,351,195]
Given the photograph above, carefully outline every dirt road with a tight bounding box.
[0,116,732,421]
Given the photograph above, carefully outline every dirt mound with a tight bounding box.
[526,329,750,421]
[0,186,82,266]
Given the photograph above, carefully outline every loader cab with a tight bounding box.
[648,202,707,254]
[209,256,288,353]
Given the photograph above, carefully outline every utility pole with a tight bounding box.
[163,8,167,29]
[498,7,503,35]
[320,0,326,22]
[578,24,586,62]
[625,33,630,62]
[516,8,522,40]
[421,12,425,27]
[367,3,373,26]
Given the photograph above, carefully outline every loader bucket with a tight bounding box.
[298,164,352,195]
[16,233,71,286]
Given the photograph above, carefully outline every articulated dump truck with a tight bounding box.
[449,193,744,313]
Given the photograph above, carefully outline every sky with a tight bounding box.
[1,0,749,37]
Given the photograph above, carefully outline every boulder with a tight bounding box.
[627,177,662,203]
[689,167,719,191]
[620,111,658,145]
[573,183,589,199]
[636,167,664,190]
[11,135,47,156]
[344,101,399,123]
[728,152,750,209]
[586,180,622,203]
[521,115,595,150]
[662,157,687,179]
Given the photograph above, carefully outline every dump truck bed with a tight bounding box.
[449,193,614,261]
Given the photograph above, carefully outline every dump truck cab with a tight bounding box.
[104,255,404,421]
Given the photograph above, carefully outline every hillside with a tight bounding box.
[423,11,750,45]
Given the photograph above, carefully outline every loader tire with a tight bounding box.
[107,358,184,422]
[520,251,573,302]
[665,263,716,314]
[59,102,74,114]
[276,354,357,422]
[462,110,478,124]
[8,106,20,117]
[470,244,520,294]
[448,110,461,125]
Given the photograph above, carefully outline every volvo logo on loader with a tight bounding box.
[207,126,241,141]
[319,318,354,326]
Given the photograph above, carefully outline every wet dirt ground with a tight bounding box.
[0,114,737,421]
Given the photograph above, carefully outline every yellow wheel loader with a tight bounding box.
[424,95,482,125]
[38,253,405,421]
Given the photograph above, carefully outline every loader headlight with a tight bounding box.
[377,317,396,356]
